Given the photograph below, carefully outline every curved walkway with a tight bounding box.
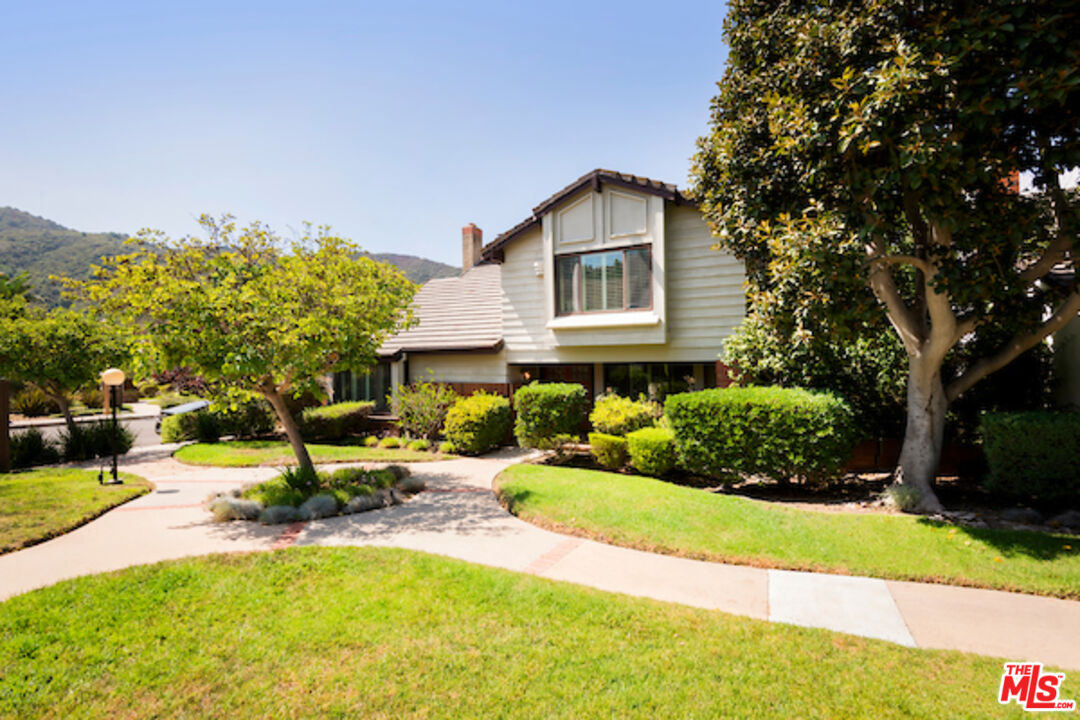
[2,446,1079,670]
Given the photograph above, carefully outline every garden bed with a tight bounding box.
[173,439,451,467]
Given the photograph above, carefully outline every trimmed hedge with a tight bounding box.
[513,382,588,448]
[589,394,659,436]
[161,401,276,444]
[299,401,374,441]
[665,387,858,484]
[10,427,61,469]
[444,392,512,456]
[588,432,628,470]
[626,427,677,477]
[981,411,1080,500]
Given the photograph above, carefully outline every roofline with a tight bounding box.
[480,169,695,262]
[378,339,504,358]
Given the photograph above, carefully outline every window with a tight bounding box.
[332,363,391,411]
[556,246,651,315]
[603,363,698,401]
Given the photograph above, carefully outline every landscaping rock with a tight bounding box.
[1000,508,1044,525]
[259,505,300,525]
[343,493,383,514]
[1049,510,1080,530]
[299,494,340,520]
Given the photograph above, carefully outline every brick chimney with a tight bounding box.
[462,223,483,272]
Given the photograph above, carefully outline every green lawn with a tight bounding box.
[0,469,150,554]
[0,547,1051,719]
[173,439,445,467]
[496,464,1080,599]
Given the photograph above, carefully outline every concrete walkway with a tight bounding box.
[2,446,1078,670]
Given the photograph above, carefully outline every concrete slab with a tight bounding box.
[542,539,769,618]
[887,580,1080,670]
[768,569,916,646]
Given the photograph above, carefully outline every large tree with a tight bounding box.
[75,215,416,472]
[0,305,130,433]
[693,1,1080,511]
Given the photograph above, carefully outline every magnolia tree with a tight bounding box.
[693,1,1080,511]
[76,215,416,472]
[0,302,129,433]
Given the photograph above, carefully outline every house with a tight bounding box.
[333,169,746,409]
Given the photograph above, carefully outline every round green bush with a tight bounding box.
[512,382,587,449]
[378,436,402,449]
[589,394,659,436]
[626,427,676,477]
[364,435,379,447]
[588,432,628,470]
[438,441,455,454]
[664,386,858,484]
[407,438,431,452]
[444,391,512,455]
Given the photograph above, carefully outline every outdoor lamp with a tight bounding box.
[101,367,126,484]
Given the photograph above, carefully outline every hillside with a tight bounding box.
[0,207,459,305]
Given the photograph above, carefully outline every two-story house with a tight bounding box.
[333,169,746,409]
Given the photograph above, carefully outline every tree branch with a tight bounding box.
[947,289,1080,401]
[865,242,921,353]
[867,254,933,275]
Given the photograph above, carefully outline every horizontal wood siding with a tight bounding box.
[407,350,509,384]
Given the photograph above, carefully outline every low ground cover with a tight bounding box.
[496,464,1080,599]
[0,546,1051,719]
[0,469,150,553]
[173,439,446,467]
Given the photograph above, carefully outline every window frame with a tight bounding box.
[554,244,653,316]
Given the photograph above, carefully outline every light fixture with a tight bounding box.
[100,367,126,484]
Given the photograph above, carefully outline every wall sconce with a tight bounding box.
[533,262,543,278]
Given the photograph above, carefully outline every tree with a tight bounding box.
[692,1,1080,511]
[0,306,129,433]
[74,215,416,473]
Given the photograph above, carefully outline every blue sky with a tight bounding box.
[1,1,730,266]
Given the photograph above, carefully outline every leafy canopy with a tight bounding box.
[74,215,416,403]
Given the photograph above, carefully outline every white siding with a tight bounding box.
[407,350,509,384]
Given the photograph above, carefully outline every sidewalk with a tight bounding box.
[1,445,1078,669]
[10,401,161,428]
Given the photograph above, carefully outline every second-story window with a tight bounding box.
[556,246,651,315]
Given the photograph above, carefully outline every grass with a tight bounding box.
[173,439,445,467]
[0,546,1056,719]
[0,469,150,554]
[145,392,201,409]
[496,464,1080,599]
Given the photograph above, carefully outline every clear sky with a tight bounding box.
[1,1,730,266]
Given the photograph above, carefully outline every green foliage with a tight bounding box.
[587,432,628,471]
[136,380,160,397]
[242,466,395,508]
[512,382,588,448]
[588,394,659,436]
[363,435,379,447]
[377,436,401,449]
[58,420,135,462]
[160,411,222,444]
[981,412,1080,501]
[665,387,858,484]
[299,401,373,441]
[73,214,417,473]
[407,438,431,452]
[10,428,61,469]
[392,380,458,441]
[279,465,321,496]
[438,441,455,455]
[443,391,512,456]
[10,386,60,417]
[625,427,676,477]
[77,386,104,409]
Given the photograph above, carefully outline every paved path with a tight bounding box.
[12,402,162,447]
[2,446,1078,670]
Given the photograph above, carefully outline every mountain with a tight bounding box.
[0,207,459,305]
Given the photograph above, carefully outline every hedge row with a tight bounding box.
[513,382,588,448]
[980,411,1080,500]
[444,392,512,455]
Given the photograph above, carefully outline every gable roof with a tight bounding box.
[379,263,503,356]
[480,169,694,262]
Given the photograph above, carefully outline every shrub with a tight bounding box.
[589,394,659,436]
[217,399,276,438]
[78,386,105,409]
[396,475,426,493]
[160,408,237,443]
[981,412,1080,500]
[209,497,262,522]
[259,505,300,525]
[11,386,59,417]
[588,432,629,470]
[513,382,588,448]
[665,387,859,484]
[626,427,676,477]
[243,476,306,508]
[299,401,374,441]
[299,494,340,520]
[364,435,379,447]
[444,392,512,455]
[438,441,455,454]
[59,420,134,462]
[378,436,401,449]
[137,380,160,398]
[392,381,458,440]
[10,428,61,469]
[407,438,431,452]
[279,464,321,495]
[384,465,410,483]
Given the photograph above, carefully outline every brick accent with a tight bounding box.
[523,537,584,575]
[462,223,483,271]
[271,521,307,550]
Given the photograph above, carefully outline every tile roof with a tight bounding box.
[480,169,693,262]
[379,263,503,355]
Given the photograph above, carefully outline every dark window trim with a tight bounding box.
[554,244,653,317]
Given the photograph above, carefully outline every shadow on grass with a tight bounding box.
[916,516,1076,560]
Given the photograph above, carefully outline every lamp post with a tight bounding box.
[101,367,125,484]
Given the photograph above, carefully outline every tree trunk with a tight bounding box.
[52,392,76,436]
[263,388,315,473]
[891,359,947,513]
